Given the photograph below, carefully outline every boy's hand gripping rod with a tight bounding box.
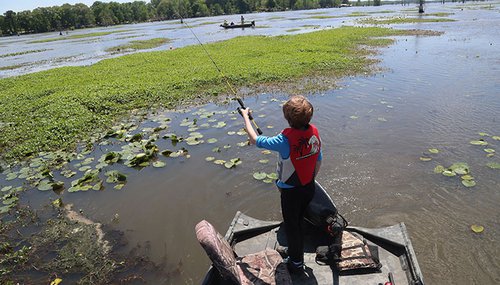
[236,98,263,135]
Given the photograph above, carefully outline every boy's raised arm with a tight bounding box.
[240,108,258,145]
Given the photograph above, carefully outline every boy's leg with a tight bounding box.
[280,182,315,264]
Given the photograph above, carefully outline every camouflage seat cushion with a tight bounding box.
[195,220,292,285]
[237,248,292,285]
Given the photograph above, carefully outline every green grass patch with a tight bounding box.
[360,17,456,25]
[105,38,171,53]
[422,12,454,17]
[28,30,132,44]
[0,26,423,160]
[0,49,51,58]
[286,28,302,32]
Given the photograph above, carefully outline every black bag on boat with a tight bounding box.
[315,231,382,273]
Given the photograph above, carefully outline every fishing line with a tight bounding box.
[176,13,263,135]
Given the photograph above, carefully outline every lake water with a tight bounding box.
[2,2,500,284]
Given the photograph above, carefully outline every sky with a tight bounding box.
[0,0,138,13]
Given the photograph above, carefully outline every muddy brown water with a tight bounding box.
[2,2,500,285]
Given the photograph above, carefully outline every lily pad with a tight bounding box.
[377,117,387,122]
[471,224,484,233]
[259,159,269,164]
[470,140,488,146]
[205,157,215,162]
[153,161,166,168]
[442,170,456,177]
[462,179,476,187]
[449,162,469,175]
[478,132,489,137]
[214,160,225,165]
[253,172,267,180]
[105,170,127,183]
[484,148,495,153]
[261,150,272,155]
[420,156,432,162]
[492,136,500,141]
[267,173,278,180]
[486,162,500,169]
[114,184,125,190]
[237,141,249,147]
[428,148,439,154]
[37,180,53,191]
[207,138,218,144]
[349,115,359,120]
[433,165,445,173]
[461,175,474,180]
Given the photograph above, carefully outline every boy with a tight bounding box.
[240,95,322,273]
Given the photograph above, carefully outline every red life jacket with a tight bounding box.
[280,124,321,186]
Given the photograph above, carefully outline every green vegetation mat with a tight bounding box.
[28,30,132,44]
[105,38,171,53]
[360,17,456,25]
[0,26,423,160]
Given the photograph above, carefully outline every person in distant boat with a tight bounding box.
[240,95,322,275]
[241,15,245,24]
[230,22,234,26]
[223,20,228,26]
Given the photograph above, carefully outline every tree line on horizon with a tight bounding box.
[1,0,478,36]
[0,0,367,35]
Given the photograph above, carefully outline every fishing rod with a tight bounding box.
[176,13,263,135]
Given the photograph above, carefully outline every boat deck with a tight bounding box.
[202,212,424,285]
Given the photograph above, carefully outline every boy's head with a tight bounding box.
[283,95,313,129]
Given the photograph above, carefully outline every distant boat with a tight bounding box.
[220,21,255,29]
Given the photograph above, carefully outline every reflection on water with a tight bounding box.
[2,2,500,284]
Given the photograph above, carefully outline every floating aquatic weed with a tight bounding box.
[350,116,359,120]
[429,148,439,154]
[6,172,17,181]
[214,160,225,165]
[237,130,247,136]
[152,161,166,168]
[258,114,266,118]
[102,152,122,164]
[78,166,92,172]
[471,224,484,233]
[237,141,249,147]
[492,136,500,141]
[207,138,218,144]
[449,162,469,175]
[227,131,236,135]
[484,149,495,153]
[205,157,215,162]
[37,180,53,191]
[478,132,489,137]
[263,179,274,184]
[267,173,278,180]
[186,137,203,145]
[262,150,272,155]
[461,174,474,180]
[161,149,173,156]
[213,121,227,128]
[470,139,488,146]
[223,145,231,149]
[52,198,63,208]
[68,170,101,192]
[129,133,143,143]
[212,147,221,153]
[259,159,269,164]
[420,156,432,162]
[105,170,127,184]
[224,158,242,169]
[442,170,456,177]
[462,179,476,187]
[125,153,151,167]
[267,126,274,129]
[377,117,387,122]
[486,162,500,169]
[253,172,267,180]
[188,127,199,132]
